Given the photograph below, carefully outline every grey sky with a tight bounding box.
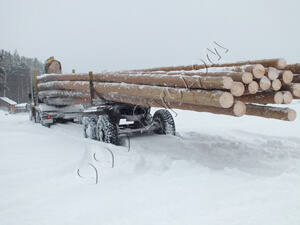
[0,0,299,73]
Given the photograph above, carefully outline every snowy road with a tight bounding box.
[0,104,300,225]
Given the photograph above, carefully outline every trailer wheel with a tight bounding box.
[83,116,98,140]
[97,115,118,145]
[153,109,176,135]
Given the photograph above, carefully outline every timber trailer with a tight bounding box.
[29,63,176,145]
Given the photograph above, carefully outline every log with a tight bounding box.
[230,82,245,97]
[199,64,264,79]
[265,67,279,80]
[281,83,300,97]
[271,79,282,91]
[38,90,91,99]
[42,97,90,106]
[282,91,293,104]
[236,92,283,104]
[258,76,271,90]
[102,93,246,117]
[278,70,293,84]
[125,58,286,72]
[245,104,296,121]
[284,63,300,74]
[38,81,234,108]
[244,81,259,95]
[37,73,233,90]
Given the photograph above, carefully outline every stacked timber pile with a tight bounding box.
[37,58,297,121]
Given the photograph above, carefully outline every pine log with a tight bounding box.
[281,83,300,97]
[102,93,246,117]
[236,92,283,104]
[282,91,293,104]
[245,104,296,121]
[265,67,279,80]
[38,81,234,108]
[278,70,293,84]
[125,58,286,72]
[42,97,90,106]
[37,73,233,90]
[38,90,91,99]
[271,79,282,91]
[197,64,264,79]
[258,76,271,90]
[230,82,245,97]
[244,81,259,95]
[284,64,300,74]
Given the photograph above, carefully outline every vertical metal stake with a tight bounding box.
[89,71,94,106]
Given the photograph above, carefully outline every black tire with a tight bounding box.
[83,116,98,140]
[97,115,118,145]
[153,109,176,135]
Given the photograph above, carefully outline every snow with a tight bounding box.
[1,102,300,225]
[0,97,17,105]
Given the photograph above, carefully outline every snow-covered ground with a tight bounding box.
[1,103,300,225]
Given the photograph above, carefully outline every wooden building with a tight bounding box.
[0,97,17,113]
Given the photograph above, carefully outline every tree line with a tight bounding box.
[0,49,44,103]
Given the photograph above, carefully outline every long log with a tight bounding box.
[42,97,90,106]
[281,83,300,97]
[236,92,283,104]
[245,104,296,121]
[38,81,234,108]
[102,93,246,117]
[38,90,91,99]
[124,58,286,72]
[37,73,233,90]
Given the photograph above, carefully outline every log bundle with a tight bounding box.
[37,58,298,121]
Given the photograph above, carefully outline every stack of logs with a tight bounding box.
[37,58,299,121]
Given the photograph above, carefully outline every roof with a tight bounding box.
[0,97,17,105]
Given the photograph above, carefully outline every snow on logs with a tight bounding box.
[37,58,298,121]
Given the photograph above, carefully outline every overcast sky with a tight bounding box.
[0,0,299,73]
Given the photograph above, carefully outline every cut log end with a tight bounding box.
[292,83,300,97]
[252,64,265,79]
[282,91,293,104]
[287,109,297,121]
[220,92,234,108]
[233,101,246,117]
[259,76,271,90]
[247,81,259,94]
[271,79,282,91]
[242,72,253,84]
[267,67,279,80]
[223,77,234,89]
[230,82,245,97]
[277,58,287,69]
[274,92,283,104]
[281,70,293,84]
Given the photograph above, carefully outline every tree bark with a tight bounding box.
[102,93,246,117]
[236,92,283,104]
[284,63,300,74]
[38,81,234,108]
[246,104,296,121]
[281,83,300,97]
